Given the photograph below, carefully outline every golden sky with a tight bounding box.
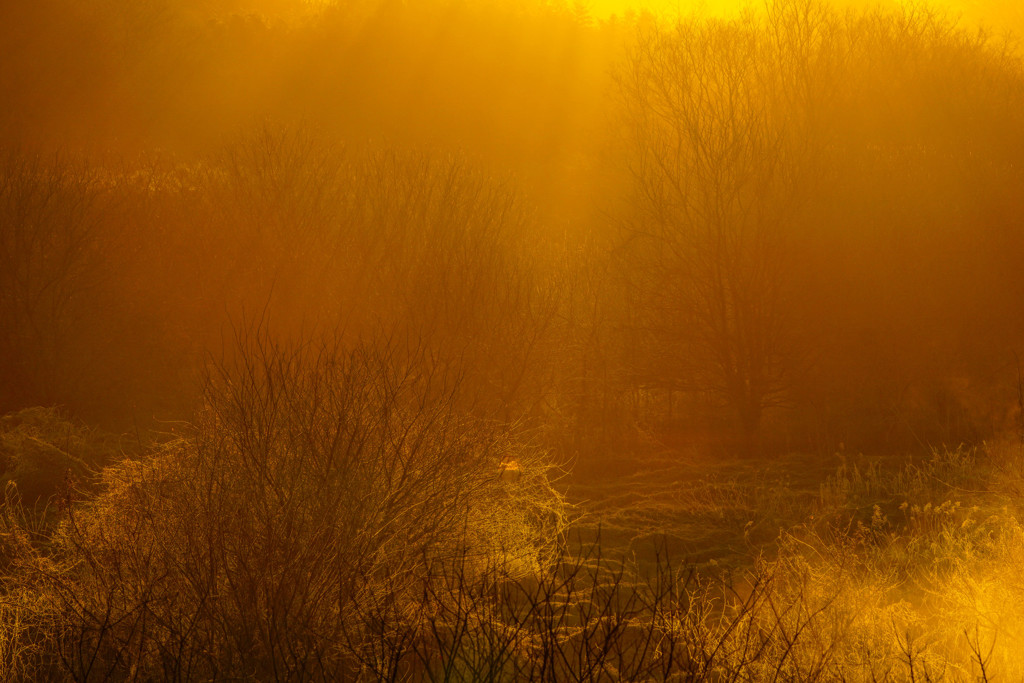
[587,0,1024,35]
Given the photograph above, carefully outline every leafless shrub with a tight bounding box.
[0,325,564,681]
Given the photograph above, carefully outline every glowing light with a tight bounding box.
[582,0,1024,34]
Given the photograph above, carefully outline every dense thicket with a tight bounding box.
[2,0,1024,453]
[611,3,1024,454]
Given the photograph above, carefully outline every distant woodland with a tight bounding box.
[4,0,1024,459]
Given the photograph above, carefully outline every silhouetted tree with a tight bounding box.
[0,152,105,410]
[615,2,839,455]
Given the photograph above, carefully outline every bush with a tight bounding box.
[1,329,565,680]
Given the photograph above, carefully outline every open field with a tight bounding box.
[569,446,1017,566]
[570,449,843,566]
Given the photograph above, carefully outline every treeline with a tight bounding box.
[2,0,1024,459]
[610,2,1024,454]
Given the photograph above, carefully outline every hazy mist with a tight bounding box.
[2,0,1024,679]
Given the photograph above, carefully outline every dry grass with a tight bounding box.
[1,404,1023,679]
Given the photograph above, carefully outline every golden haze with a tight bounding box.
[2,0,1024,679]
[593,0,1024,33]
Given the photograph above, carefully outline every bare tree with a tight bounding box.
[615,2,837,454]
[0,151,105,410]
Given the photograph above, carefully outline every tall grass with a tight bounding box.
[2,405,1024,680]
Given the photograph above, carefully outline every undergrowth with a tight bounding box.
[1,403,1022,681]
